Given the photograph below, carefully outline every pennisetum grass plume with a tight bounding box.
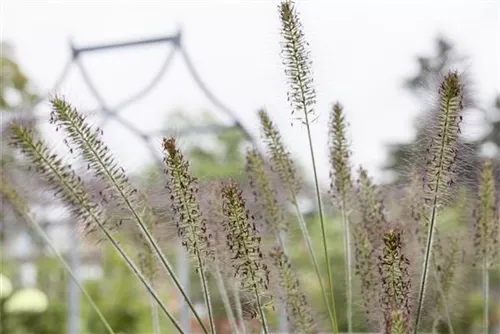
[473,159,498,334]
[352,223,377,324]
[414,71,464,333]
[8,123,183,333]
[377,228,412,334]
[328,102,354,332]
[269,247,316,333]
[163,137,216,334]
[200,180,243,334]
[246,148,290,332]
[0,177,116,334]
[258,108,335,331]
[220,180,271,334]
[356,167,386,246]
[246,148,287,247]
[49,96,208,334]
[278,1,339,329]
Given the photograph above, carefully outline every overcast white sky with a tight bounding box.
[2,0,499,184]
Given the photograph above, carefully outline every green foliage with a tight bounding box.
[0,43,38,110]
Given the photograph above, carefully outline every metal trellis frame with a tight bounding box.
[10,29,262,334]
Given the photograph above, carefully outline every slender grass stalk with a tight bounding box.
[408,171,455,334]
[483,262,489,334]
[232,282,247,334]
[9,124,183,333]
[278,2,338,331]
[329,102,354,333]
[49,97,208,334]
[0,179,116,334]
[258,109,335,331]
[253,280,269,334]
[150,295,161,334]
[214,263,240,334]
[341,209,352,332]
[414,71,464,332]
[431,261,454,334]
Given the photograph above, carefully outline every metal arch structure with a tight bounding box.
[14,30,260,334]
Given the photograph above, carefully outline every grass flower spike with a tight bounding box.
[269,247,316,333]
[473,159,498,333]
[163,137,216,333]
[414,71,464,332]
[329,102,354,332]
[9,123,182,332]
[49,96,208,333]
[279,1,338,331]
[378,229,412,334]
[246,148,287,238]
[258,109,300,199]
[220,180,270,333]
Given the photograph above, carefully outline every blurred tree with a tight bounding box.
[383,37,500,184]
[0,42,38,111]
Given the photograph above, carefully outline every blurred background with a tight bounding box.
[1,0,499,333]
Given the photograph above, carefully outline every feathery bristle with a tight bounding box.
[49,96,143,214]
[404,169,427,253]
[356,167,386,246]
[432,234,462,325]
[473,159,498,267]
[163,137,211,263]
[352,224,377,320]
[378,229,412,334]
[422,71,464,206]
[329,102,353,207]
[220,179,270,293]
[9,123,107,235]
[269,247,315,333]
[279,0,316,122]
[258,109,301,199]
[246,148,287,235]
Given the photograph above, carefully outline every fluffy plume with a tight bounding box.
[258,109,300,199]
[473,159,498,267]
[329,102,353,207]
[269,247,315,333]
[246,148,288,236]
[279,0,316,123]
[377,229,412,334]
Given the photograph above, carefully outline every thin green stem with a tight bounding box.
[10,130,182,332]
[100,222,183,333]
[232,283,246,334]
[253,283,269,334]
[431,260,454,334]
[414,203,439,333]
[341,203,352,333]
[197,257,216,334]
[415,87,456,332]
[214,265,240,334]
[483,261,489,334]
[15,212,116,334]
[290,193,336,331]
[150,293,161,334]
[63,115,209,334]
[302,106,339,334]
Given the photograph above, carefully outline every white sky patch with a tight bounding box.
[1,0,498,185]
